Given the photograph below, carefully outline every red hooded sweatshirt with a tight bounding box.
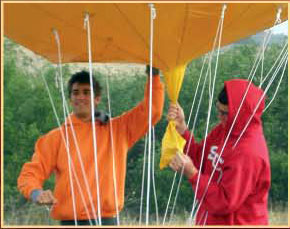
[183,79,270,225]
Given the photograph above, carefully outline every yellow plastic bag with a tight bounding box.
[160,65,186,169]
[160,121,186,169]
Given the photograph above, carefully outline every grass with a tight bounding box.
[268,202,288,225]
[3,201,288,226]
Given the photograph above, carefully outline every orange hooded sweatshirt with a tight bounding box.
[17,77,164,220]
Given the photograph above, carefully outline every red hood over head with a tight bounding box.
[224,79,265,137]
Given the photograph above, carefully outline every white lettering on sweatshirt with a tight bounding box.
[208,145,224,183]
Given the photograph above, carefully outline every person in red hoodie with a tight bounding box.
[168,79,271,225]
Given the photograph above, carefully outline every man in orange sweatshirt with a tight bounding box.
[17,67,164,225]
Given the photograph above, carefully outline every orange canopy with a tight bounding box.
[4,2,288,169]
[4,3,288,70]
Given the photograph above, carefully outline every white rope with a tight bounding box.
[208,62,213,103]
[63,102,99,224]
[40,67,62,137]
[55,70,100,223]
[187,32,220,164]
[165,25,213,226]
[165,6,223,222]
[259,33,267,85]
[40,68,93,225]
[162,172,177,225]
[195,51,288,222]
[202,211,208,226]
[168,58,209,217]
[151,127,159,224]
[139,134,148,225]
[247,29,273,83]
[195,209,208,225]
[187,55,208,129]
[54,71,59,88]
[193,59,265,222]
[105,70,120,225]
[275,7,282,24]
[251,6,283,83]
[168,168,183,224]
[191,4,227,224]
[71,164,93,225]
[53,26,100,225]
[162,55,208,225]
[233,51,288,148]
[205,14,223,101]
[192,6,284,222]
[195,208,205,225]
[168,56,213,222]
[259,7,283,80]
[253,7,283,86]
[263,53,288,112]
[84,13,102,225]
[191,56,211,135]
[53,70,100,223]
[145,3,156,226]
[52,29,78,226]
[259,42,288,87]
[258,29,273,85]
[194,80,254,221]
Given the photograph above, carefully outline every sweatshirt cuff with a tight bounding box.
[152,75,161,82]
[182,129,191,140]
[146,76,163,92]
[188,171,198,184]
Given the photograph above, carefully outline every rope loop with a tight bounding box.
[84,12,90,29]
[52,29,60,46]
[221,4,227,19]
[276,7,282,24]
[148,3,156,20]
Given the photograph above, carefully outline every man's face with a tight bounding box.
[70,83,101,119]
[216,101,228,127]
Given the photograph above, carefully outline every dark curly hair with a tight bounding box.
[218,87,228,105]
[68,71,102,98]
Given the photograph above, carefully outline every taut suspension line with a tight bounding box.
[84,13,102,225]
[52,29,78,226]
[105,70,120,225]
[145,3,156,226]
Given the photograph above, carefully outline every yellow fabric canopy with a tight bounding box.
[4,3,288,169]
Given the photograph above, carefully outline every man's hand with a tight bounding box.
[167,103,187,135]
[36,190,57,205]
[146,65,160,76]
[169,153,198,179]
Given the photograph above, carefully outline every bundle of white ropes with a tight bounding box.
[38,4,287,226]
